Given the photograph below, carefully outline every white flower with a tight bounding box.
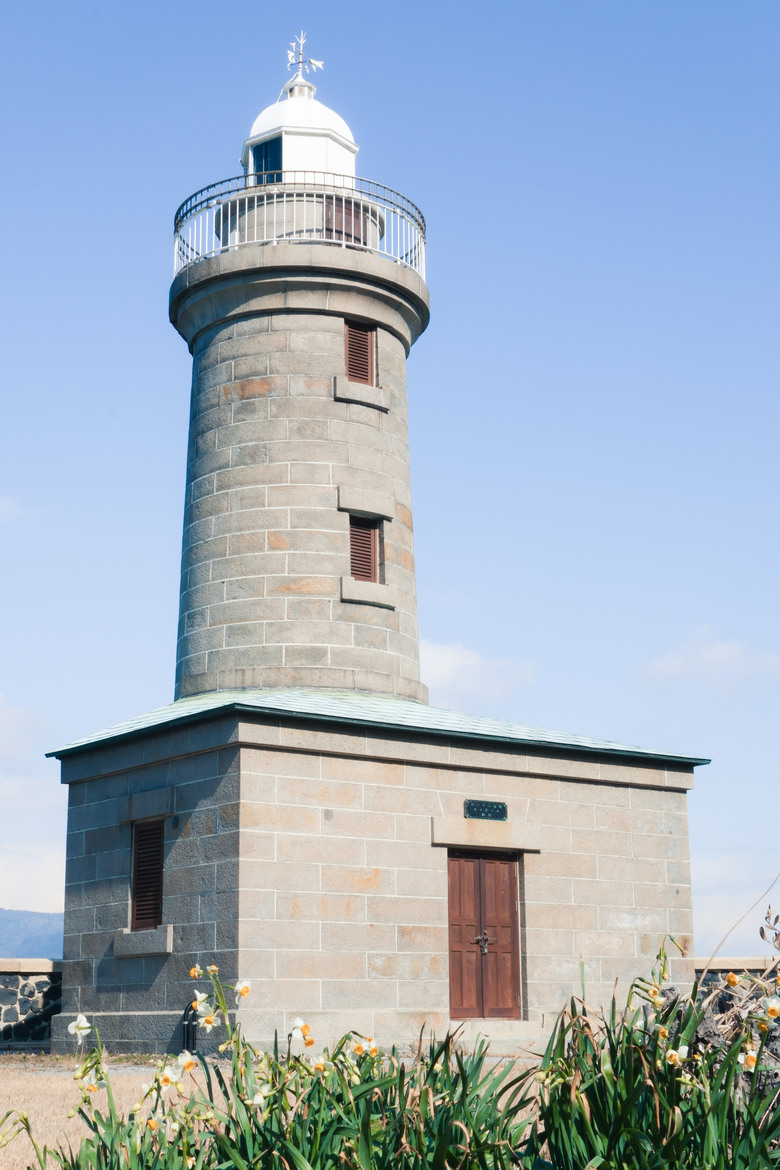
[234,979,251,1005]
[159,1065,180,1091]
[250,1088,267,1106]
[665,1045,689,1067]
[762,995,780,1020]
[198,1009,221,1032]
[191,990,209,1012]
[177,1050,196,1072]
[68,1014,91,1044]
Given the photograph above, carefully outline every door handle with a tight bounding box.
[472,931,495,956]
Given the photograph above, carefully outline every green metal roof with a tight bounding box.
[48,688,709,766]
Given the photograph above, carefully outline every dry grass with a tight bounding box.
[0,1054,163,1169]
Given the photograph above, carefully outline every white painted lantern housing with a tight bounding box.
[240,72,358,181]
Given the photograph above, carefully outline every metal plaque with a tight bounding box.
[464,799,508,822]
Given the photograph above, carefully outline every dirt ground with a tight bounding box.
[0,1053,166,1170]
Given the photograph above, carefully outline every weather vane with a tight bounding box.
[287,31,324,76]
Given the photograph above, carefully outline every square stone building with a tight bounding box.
[52,691,701,1054]
[50,51,706,1053]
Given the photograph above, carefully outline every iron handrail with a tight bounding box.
[173,172,426,280]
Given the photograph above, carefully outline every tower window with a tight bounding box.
[131,819,164,931]
[252,136,282,183]
[349,515,380,582]
[345,321,375,385]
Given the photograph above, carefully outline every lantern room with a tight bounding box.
[240,69,358,181]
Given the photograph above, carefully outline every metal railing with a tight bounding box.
[173,172,426,279]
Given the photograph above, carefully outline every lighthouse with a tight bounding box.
[51,41,703,1055]
[171,39,429,703]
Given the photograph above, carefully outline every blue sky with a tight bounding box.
[1,1,778,957]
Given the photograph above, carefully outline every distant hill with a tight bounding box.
[0,907,64,959]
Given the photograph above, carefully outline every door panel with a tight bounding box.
[448,852,520,1019]
[447,854,482,1017]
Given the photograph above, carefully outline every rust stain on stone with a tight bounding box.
[396,504,413,529]
[268,532,290,550]
[276,578,328,594]
[222,378,274,400]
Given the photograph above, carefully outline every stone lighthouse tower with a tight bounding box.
[171,42,429,703]
[51,40,703,1055]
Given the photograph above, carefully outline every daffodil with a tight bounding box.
[665,1045,688,1067]
[738,1051,758,1069]
[234,979,251,1005]
[726,971,739,988]
[177,1050,196,1073]
[762,995,780,1020]
[191,991,209,1012]
[250,1088,267,1106]
[68,1014,92,1045]
[198,1010,221,1032]
[206,964,219,975]
[189,965,203,979]
[159,1065,180,1091]
[657,1026,669,1040]
[291,1017,309,1040]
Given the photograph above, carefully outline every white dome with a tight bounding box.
[248,96,354,145]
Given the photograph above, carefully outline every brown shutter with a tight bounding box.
[345,321,374,385]
[131,820,164,930]
[349,516,378,581]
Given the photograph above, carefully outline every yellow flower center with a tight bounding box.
[239,986,249,997]
[767,1005,779,1018]
[658,1027,669,1040]
[746,1053,757,1068]
[182,1059,195,1071]
[304,1035,315,1047]
[148,1119,158,1131]
[204,1015,215,1026]
[726,972,739,987]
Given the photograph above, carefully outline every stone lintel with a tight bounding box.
[337,485,395,519]
[431,817,543,852]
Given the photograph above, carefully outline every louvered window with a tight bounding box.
[131,820,164,931]
[349,515,379,582]
[345,321,375,386]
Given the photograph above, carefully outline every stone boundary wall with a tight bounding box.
[694,955,778,991]
[0,959,63,1049]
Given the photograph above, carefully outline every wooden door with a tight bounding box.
[448,851,520,1019]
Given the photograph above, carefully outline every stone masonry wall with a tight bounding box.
[232,717,695,1050]
[0,961,62,1048]
[52,719,242,1054]
[52,709,696,1054]
[170,244,430,703]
